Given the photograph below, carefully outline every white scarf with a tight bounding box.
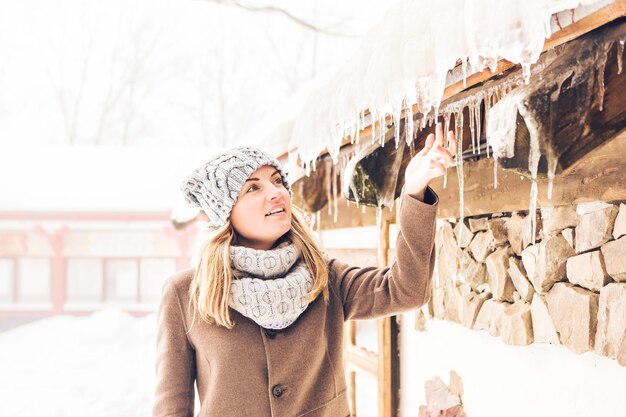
[229,240,314,329]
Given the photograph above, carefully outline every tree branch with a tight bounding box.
[207,0,360,38]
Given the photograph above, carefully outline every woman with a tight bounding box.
[154,124,457,417]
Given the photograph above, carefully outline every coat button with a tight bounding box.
[272,385,284,398]
[264,329,277,339]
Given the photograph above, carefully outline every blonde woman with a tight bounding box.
[153,125,457,417]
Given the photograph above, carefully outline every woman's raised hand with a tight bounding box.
[404,123,458,200]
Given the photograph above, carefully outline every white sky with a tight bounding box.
[0,0,392,148]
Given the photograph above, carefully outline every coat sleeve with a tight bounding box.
[153,278,197,417]
[328,187,438,321]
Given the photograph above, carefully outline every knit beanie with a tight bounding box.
[180,146,291,228]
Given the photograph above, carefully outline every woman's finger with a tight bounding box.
[435,123,444,147]
[418,133,436,156]
[429,157,447,175]
[430,145,455,167]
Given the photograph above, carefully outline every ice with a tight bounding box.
[289,0,608,169]
[618,40,624,75]
[597,53,607,111]
[522,63,532,84]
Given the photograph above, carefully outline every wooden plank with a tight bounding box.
[430,128,626,218]
[346,345,378,375]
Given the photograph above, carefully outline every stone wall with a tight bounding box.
[426,201,626,366]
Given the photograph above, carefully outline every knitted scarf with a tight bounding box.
[229,240,314,330]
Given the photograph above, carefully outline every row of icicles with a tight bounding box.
[306,38,624,250]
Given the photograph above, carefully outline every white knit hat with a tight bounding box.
[180,146,291,228]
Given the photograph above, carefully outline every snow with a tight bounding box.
[0,144,220,212]
[400,313,626,417]
[287,0,610,170]
[0,309,157,417]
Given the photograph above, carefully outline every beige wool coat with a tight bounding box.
[153,188,438,417]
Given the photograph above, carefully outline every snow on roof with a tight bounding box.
[0,144,222,213]
[286,0,611,169]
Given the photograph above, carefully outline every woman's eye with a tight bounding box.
[274,177,283,185]
[246,185,258,193]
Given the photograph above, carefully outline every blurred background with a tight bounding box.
[0,0,390,415]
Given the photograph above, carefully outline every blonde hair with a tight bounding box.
[188,204,329,330]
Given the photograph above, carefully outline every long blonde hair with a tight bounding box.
[188,204,329,330]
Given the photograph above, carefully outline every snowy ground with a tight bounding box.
[0,310,157,417]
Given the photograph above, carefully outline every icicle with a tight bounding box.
[394,111,401,148]
[325,162,332,215]
[547,157,557,200]
[455,111,465,244]
[475,97,482,154]
[484,94,492,158]
[618,40,624,75]
[332,168,338,223]
[469,100,476,154]
[371,111,376,145]
[462,58,468,88]
[406,103,414,146]
[493,157,498,189]
[529,179,538,243]
[597,55,607,112]
[361,205,366,214]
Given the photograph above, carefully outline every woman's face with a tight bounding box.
[230,165,292,250]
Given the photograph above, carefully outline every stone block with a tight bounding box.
[454,221,474,249]
[613,203,626,240]
[527,235,575,293]
[498,300,534,346]
[575,204,619,253]
[486,247,516,302]
[432,287,445,320]
[561,228,574,248]
[488,218,509,247]
[469,230,494,262]
[508,256,535,302]
[545,283,599,354]
[468,217,489,233]
[459,289,491,329]
[530,294,560,344]
[458,249,487,291]
[595,283,626,359]
[601,237,626,282]
[473,299,508,337]
[566,250,610,291]
[507,212,541,255]
[541,205,579,237]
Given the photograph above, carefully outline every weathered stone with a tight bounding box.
[438,221,460,286]
[508,257,535,302]
[601,236,626,282]
[618,336,626,367]
[595,283,626,358]
[432,287,445,320]
[459,289,491,329]
[575,204,619,253]
[521,245,539,291]
[507,212,541,255]
[468,230,494,262]
[498,300,534,346]
[486,247,516,302]
[443,279,462,324]
[458,250,487,291]
[613,203,626,240]
[415,308,428,332]
[530,294,560,344]
[528,235,575,293]
[540,205,579,237]
[545,283,599,354]
[577,201,612,215]
[468,217,489,233]
[561,228,574,248]
[454,221,474,248]
[488,218,509,247]
[473,299,507,337]
[566,250,610,291]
